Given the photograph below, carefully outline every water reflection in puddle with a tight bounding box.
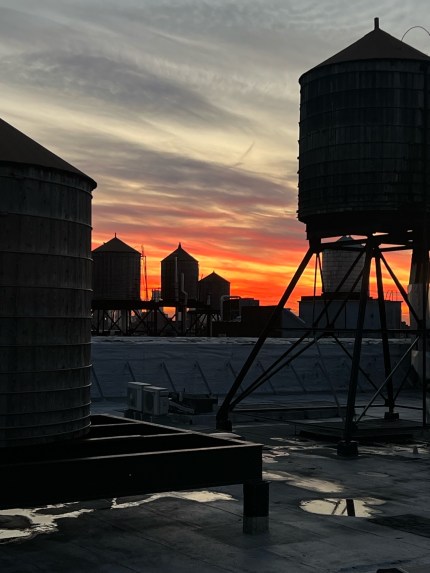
[270,438,320,449]
[111,490,235,509]
[0,491,235,544]
[263,470,292,481]
[0,504,94,543]
[263,446,290,464]
[300,497,384,517]
[360,443,429,457]
[269,439,334,460]
[263,471,342,493]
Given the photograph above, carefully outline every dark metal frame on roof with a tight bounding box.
[91,299,216,336]
[0,414,264,515]
[216,233,429,456]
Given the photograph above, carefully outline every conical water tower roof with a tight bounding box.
[0,117,96,188]
[199,271,230,285]
[306,17,430,74]
[92,236,141,254]
[162,243,198,263]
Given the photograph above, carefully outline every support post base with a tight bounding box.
[243,515,269,534]
[215,418,232,432]
[384,411,400,421]
[337,440,359,457]
[243,480,269,534]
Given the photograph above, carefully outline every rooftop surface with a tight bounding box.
[1,392,429,573]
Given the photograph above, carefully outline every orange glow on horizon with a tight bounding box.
[91,231,414,325]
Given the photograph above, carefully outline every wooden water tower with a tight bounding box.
[217,19,430,455]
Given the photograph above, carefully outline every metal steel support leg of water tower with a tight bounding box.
[375,250,398,420]
[215,245,316,431]
[337,239,373,457]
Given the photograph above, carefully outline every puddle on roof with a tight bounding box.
[268,438,333,458]
[359,443,429,457]
[111,490,235,509]
[281,439,312,446]
[0,504,94,544]
[268,438,427,460]
[0,491,235,543]
[270,438,317,446]
[263,446,290,463]
[263,470,295,481]
[300,497,385,517]
[286,444,332,453]
[262,469,342,492]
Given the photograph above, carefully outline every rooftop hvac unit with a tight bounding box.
[142,386,169,416]
[127,382,152,412]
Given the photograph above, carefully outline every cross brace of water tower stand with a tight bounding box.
[216,232,430,457]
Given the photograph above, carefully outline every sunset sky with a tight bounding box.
[1,1,429,314]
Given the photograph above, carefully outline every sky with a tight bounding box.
[1,0,429,314]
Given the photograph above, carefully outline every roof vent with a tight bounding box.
[374,17,379,30]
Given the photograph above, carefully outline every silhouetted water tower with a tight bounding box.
[198,271,230,312]
[91,235,141,335]
[217,19,430,454]
[161,243,199,303]
[0,117,97,447]
[92,235,141,301]
[298,17,430,241]
[322,236,365,296]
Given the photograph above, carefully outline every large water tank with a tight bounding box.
[298,18,430,240]
[0,117,97,447]
[161,243,199,302]
[92,235,141,300]
[198,271,230,311]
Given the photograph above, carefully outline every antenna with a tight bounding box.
[141,245,149,301]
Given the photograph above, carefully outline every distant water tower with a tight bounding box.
[198,271,230,312]
[161,243,199,302]
[217,19,430,453]
[0,117,97,447]
[322,236,365,296]
[91,235,141,335]
[92,235,141,300]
